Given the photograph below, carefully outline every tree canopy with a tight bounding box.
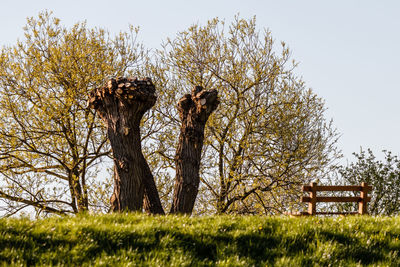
[0,11,145,216]
[0,13,340,216]
[143,16,340,214]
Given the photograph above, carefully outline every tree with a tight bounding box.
[144,16,340,214]
[337,149,400,215]
[88,79,219,215]
[0,11,145,216]
[170,86,219,214]
[0,13,340,217]
[87,77,164,214]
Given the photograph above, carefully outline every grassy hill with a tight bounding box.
[0,214,399,266]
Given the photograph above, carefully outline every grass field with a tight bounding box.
[0,213,399,266]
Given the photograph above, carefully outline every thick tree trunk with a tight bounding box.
[88,77,164,214]
[170,86,219,214]
[142,161,165,214]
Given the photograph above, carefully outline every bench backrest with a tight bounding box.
[301,182,372,215]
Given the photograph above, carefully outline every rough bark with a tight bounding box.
[88,77,164,214]
[170,86,219,214]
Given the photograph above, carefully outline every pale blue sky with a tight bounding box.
[1,0,399,162]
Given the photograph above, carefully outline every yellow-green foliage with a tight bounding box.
[0,11,145,215]
[0,12,341,217]
[145,16,340,214]
[0,214,399,266]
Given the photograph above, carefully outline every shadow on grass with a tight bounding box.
[0,220,397,266]
[317,230,387,265]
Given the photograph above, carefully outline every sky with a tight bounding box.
[0,0,399,163]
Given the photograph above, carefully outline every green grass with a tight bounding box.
[0,214,399,266]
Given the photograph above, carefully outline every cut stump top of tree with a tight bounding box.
[87,77,156,110]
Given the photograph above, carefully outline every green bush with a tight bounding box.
[338,149,400,215]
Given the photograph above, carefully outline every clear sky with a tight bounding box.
[1,0,399,162]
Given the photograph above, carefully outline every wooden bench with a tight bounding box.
[300,182,372,215]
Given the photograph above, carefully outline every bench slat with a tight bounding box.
[302,185,372,192]
[301,196,371,203]
[316,212,359,215]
